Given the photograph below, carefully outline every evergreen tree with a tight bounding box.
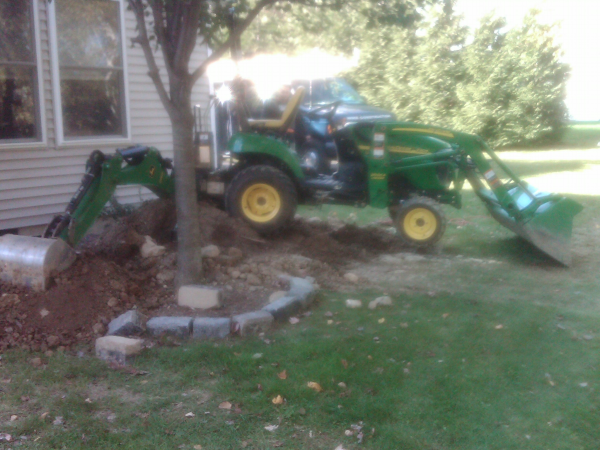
[241,2,569,147]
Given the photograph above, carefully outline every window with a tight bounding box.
[0,0,41,142]
[51,0,129,141]
[292,79,364,107]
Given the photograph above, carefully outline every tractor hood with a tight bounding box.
[333,103,395,124]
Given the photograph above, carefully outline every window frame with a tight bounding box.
[0,0,47,149]
[48,0,131,146]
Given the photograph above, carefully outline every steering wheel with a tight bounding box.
[300,101,342,120]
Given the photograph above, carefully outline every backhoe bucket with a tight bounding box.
[477,184,583,266]
[0,235,76,291]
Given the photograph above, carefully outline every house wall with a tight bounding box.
[0,0,211,234]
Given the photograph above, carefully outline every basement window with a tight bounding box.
[0,0,43,144]
[50,0,130,143]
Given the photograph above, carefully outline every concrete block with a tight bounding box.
[262,296,302,321]
[107,310,146,336]
[146,316,192,338]
[178,285,222,310]
[288,277,316,306]
[268,291,287,303]
[140,236,166,258]
[201,245,220,258]
[192,317,231,339]
[232,311,274,336]
[95,336,143,364]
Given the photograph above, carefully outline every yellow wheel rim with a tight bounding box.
[240,183,281,223]
[403,207,438,241]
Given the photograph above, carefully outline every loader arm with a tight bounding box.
[362,121,582,265]
[454,135,583,265]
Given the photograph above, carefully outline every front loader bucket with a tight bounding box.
[476,185,583,266]
[0,235,76,291]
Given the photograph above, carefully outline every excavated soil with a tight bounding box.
[0,199,405,352]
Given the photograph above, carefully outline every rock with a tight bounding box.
[146,316,193,338]
[156,269,175,283]
[287,277,317,307]
[192,317,231,340]
[306,216,322,224]
[107,297,119,308]
[109,279,125,291]
[0,293,20,306]
[231,270,241,279]
[232,311,274,336]
[140,236,166,258]
[400,252,426,262]
[46,335,60,348]
[107,310,146,336]
[368,296,393,310]
[345,299,362,309]
[268,291,287,304]
[178,285,222,310]
[327,217,346,230]
[216,255,235,267]
[201,245,220,258]
[95,336,143,364]
[344,273,359,283]
[228,247,243,260]
[263,296,302,321]
[30,357,43,367]
[92,323,105,335]
[246,273,261,286]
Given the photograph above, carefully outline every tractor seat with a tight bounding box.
[248,86,305,134]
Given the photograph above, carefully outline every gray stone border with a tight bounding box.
[97,277,317,363]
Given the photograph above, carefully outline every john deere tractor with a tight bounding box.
[199,86,582,262]
[0,86,582,290]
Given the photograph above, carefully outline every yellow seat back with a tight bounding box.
[247,86,306,133]
[277,86,305,131]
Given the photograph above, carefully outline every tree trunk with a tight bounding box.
[170,107,203,287]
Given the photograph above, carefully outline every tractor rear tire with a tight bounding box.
[225,165,298,234]
[394,197,446,247]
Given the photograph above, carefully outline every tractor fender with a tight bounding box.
[227,133,305,181]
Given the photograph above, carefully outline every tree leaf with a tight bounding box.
[307,381,324,392]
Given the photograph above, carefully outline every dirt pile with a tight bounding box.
[0,199,405,352]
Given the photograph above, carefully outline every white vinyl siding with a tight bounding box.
[0,0,210,232]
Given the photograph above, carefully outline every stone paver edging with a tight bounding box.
[96,276,317,364]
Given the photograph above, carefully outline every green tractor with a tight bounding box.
[0,86,582,290]
[200,86,582,262]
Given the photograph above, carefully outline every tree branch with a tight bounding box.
[128,0,175,116]
[190,0,280,85]
[147,0,175,80]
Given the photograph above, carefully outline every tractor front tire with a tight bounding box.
[395,197,446,247]
[225,165,297,234]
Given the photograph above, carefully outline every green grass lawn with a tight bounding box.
[561,122,600,148]
[2,148,600,449]
[2,289,599,449]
